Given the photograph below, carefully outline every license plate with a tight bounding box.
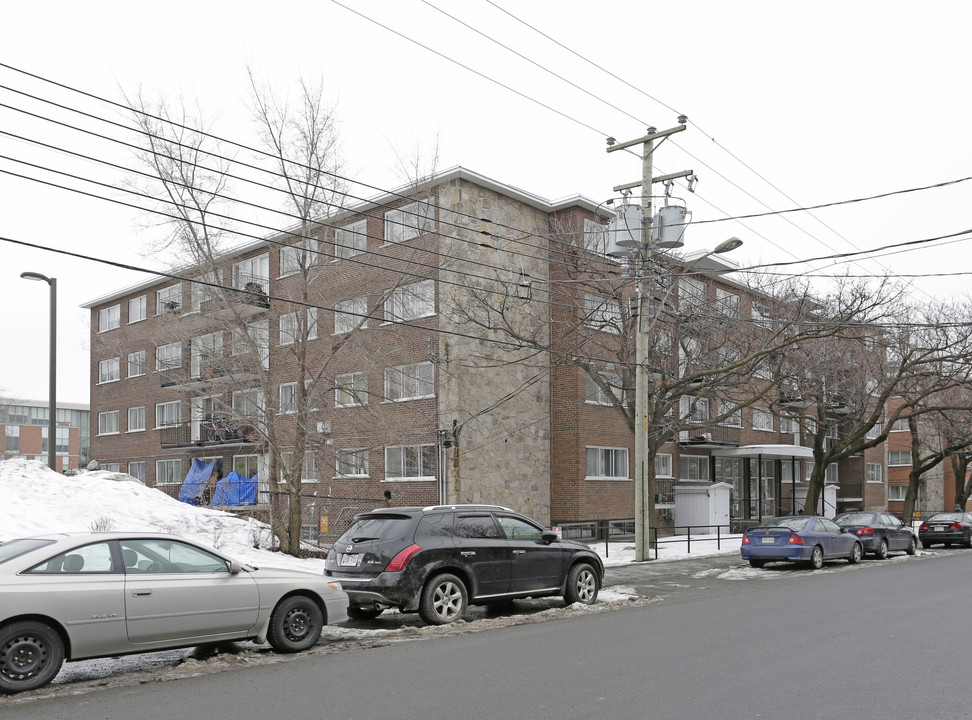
[760,537,775,544]
[340,553,360,567]
[934,526,944,532]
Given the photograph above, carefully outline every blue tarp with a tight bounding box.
[178,458,215,505]
[211,471,258,506]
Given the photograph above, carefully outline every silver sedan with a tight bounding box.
[0,532,347,694]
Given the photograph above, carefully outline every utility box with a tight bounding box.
[674,482,731,534]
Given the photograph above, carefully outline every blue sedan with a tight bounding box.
[741,516,864,569]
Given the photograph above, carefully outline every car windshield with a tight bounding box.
[836,513,874,525]
[762,517,810,531]
[337,515,411,544]
[0,538,54,565]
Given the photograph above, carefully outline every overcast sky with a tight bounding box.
[2,1,969,405]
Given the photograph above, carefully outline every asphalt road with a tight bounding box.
[3,548,967,719]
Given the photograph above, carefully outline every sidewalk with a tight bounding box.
[588,531,743,567]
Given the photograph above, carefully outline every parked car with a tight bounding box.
[834,511,917,558]
[918,512,972,549]
[741,515,864,569]
[323,504,604,625]
[0,532,348,694]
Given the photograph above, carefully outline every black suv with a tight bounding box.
[324,504,604,625]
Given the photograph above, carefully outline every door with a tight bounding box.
[122,538,259,644]
[495,514,563,594]
[452,514,512,599]
[881,513,910,551]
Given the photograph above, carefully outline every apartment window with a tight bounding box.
[385,361,434,401]
[718,346,740,367]
[232,253,270,291]
[890,418,909,432]
[781,416,800,434]
[867,463,883,483]
[678,277,707,311]
[42,427,69,454]
[155,401,181,429]
[680,395,710,423]
[678,336,701,378]
[279,382,298,414]
[98,357,120,384]
[101,463,120,472]
[385,280,435,323]
[190,270,222,311]
[716,289,739,317]
[233,389,264,419]
[585,372,623,406]
[156,284,182,314]
[335,372,367,407]
[234,454,260,479]
[5,426,19,453]
[128,350,145,378]
[279,312,298,345]
[384,200,435,244]
[753,407,774,431]
[825,464,839,484]
[156,342,182,372]
[654,453,673,478]
[98,410,119,435]
[336,449,370,477]
[717,400,742,427]
[584,294,621,333]
[751,302,773,327]
[128,406,146,432]
[866,421,883,439]
[99,304,121,332]
[231,320,269,370]
[385,444,435,480]
[888,451,910,466]
[888,485,907,501]
[190,331,223,379]
[334,296,368,335]
[128,461,146,483]
[586,447,629,479]
[129,296,146,323]
[680,455,709,481]
[156,459,182,486]
[280,239,318,276]
[281,451,317,482]
[335,220,367,259]
[582,218,607,254]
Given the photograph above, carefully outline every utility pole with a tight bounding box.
[607,122,689,561]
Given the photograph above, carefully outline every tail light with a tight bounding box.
[384,544,422,572]
[741,534,751,545]
[919,523,928,531]
[855,528,874,536]
[951,523,964,530]
[787,534,804,545]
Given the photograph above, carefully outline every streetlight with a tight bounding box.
[21,271,57,471]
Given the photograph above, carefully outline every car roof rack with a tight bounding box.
[420,504,514,513]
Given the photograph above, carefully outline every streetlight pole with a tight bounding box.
[21,272,57,471]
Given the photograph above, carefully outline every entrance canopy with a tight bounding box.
[711,444,814,459]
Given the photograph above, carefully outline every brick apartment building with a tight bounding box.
[83,167,892,543]
[1,399,89,471]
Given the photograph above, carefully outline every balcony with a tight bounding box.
[160,359,259,391]
[677,423,740,447]
[778,393,813,409]
[159,418,259,449]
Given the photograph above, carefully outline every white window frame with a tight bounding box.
[99,304,121,332]
[717,400,742,427]
[384,444,436,481]
[190,270,222,312]
[890,418,909,432]
[888,451,910,466]
[232,253,270,291]
[585,372,623,406]
[780,416,800,434]
[98,410,119,436]
[233,388,265,420]
[155,401,181,429]
[98,357,120,384]
[279,382,298,414]
[128,461,146,483]
[716,289,739,317]
[679,395,710,423]
[384,280,435,323]
[385,362,435,402]
[127,406,146,433]
[888,485,907,501]
[679,454,709,481]
[584,293,622,334]
[384,200,435,244]
[866,421,883,440]
[336,448,370,478]
[654,453,673,478]
[334,296,368,335]
[585,446,629,480]
[753,407,774,431]
[280,239,318,277]
[128,350,145,378]
[156,342,182,372]
[281,451,317,483]
[335,372,368,407]
[128,296,146,324]
[156,459,183,486]
[582,218,607,254]
[867,463,883,483]
[156,284,182,315]
[335,220,368,259]
[678,277,707,311]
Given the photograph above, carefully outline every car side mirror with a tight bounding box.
[541,531,558,544]
[228,559,242,574]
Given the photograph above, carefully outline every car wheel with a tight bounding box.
[944,543,952,549]
[749,559,765,569]
[267,595,323,653]
[564,562,599,605]
[809,545,824,570]
[419,573,468,625]
[347,605,384,620]
[921,540,931,550]
[874,538,889,560]
[0,621,65,694]
[848,542,863,564]
[906,536,917,555]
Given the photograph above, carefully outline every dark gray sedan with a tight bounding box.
[834,511,917,558]
[0,532,347,694]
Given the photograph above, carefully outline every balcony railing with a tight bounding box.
[676,423,740,447]
[159,418,259,449]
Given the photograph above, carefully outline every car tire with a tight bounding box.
[564,562,599,605]
[347,605,384,620]
[0,621,65,694]
[848,542,863,564]
[906,536,917,555]
[944,543,952,549]
[749,559,765,569]
[419,573,468,625]
[809,545,824,570]
[874,538,889,559]
[267,595,323,653]
[921,540,931,550]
